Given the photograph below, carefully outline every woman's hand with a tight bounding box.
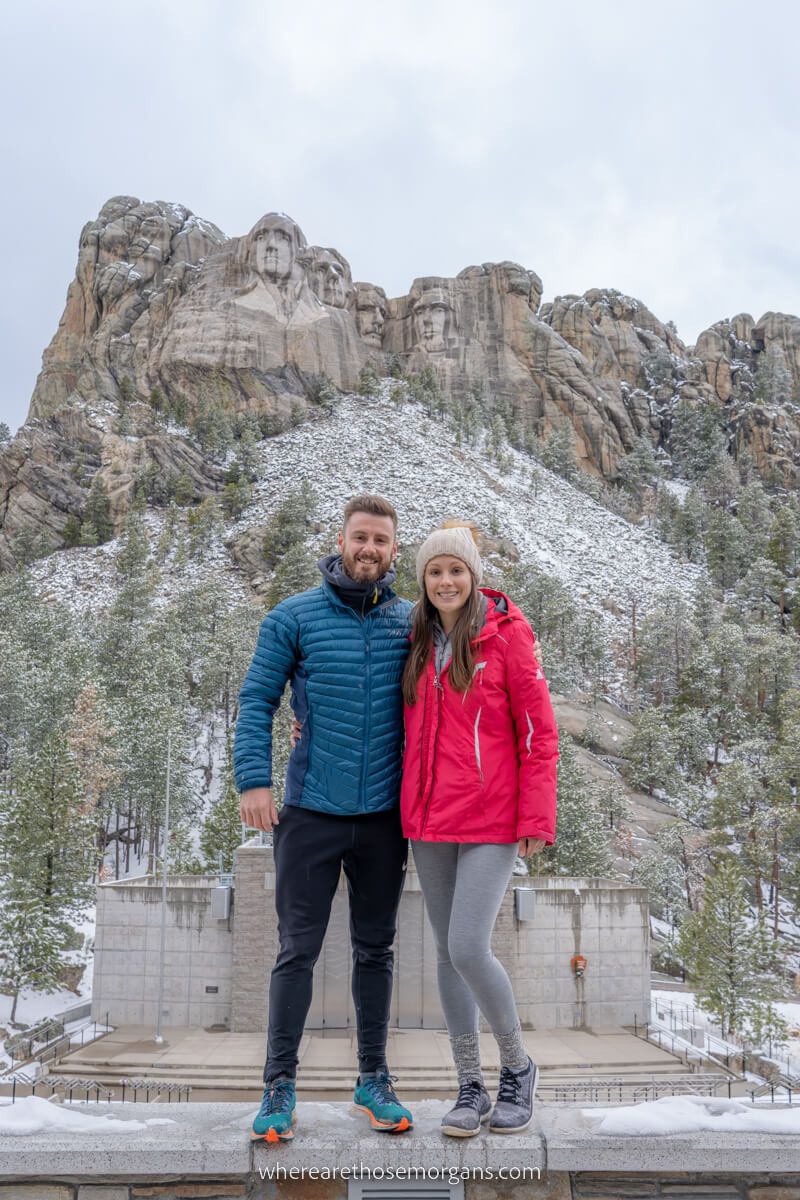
[518,836,546,857]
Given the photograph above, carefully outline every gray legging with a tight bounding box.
[411,840,520,1036]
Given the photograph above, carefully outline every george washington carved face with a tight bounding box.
[246,213,307,282]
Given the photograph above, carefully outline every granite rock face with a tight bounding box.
[4,195,800,568]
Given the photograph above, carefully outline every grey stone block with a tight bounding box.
[0,1188,74,1200]
[538,1104,800,1172]
[77,1188,130,1200]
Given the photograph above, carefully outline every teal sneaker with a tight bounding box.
[353,1071,413,1133]
[251,1076,297,1142]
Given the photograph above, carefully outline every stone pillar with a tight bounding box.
[231,844,278,1033]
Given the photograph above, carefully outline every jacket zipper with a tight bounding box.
[420,670,444,836]
[417,610,512,834]
[337,600,378,808]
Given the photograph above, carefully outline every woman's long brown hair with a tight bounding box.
[402,578,484,704]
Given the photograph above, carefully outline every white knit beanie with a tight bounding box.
[415,523,483,588]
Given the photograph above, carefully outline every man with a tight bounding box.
[234,495,413,1142]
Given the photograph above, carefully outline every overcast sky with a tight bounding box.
[2,0,799,435]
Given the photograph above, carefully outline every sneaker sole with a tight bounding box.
[441,1108,492,1138]
[250,1104,297,1142]
[488,1063,538,1134]
[353,1104,412,1133]
[251,1113,297,1143]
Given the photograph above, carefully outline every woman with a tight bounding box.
[401,522,559,1137]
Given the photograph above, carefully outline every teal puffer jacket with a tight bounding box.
[234,581,412,814]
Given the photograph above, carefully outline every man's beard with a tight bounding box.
[341,548,391,583]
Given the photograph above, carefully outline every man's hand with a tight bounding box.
[518,837,546,857]
[240,787,279,832]
[290,718,303,750]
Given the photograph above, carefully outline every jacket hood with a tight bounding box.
[317,552,397,598]
[474,587,528,641]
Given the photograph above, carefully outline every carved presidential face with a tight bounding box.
[307,248,351,309]
[354,284,387,347]
[246,214,306,283]
[413,289,453,352]
[254,225,294,280]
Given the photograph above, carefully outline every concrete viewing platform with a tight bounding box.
[0,1100,799,1198]
[43,1024,721,1101]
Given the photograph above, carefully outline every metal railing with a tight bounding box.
[633,1015,740,1079]
[2,1072,191,1105]
[119,1078,192,1103]
[3,1013,111,1073]
[652,998,800,1084]
[540,1073,732,1104]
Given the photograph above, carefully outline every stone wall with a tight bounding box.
[91,877,233,1028]
[230,848,650,1033]
[499,877,651,1030]
[1,1171,800,1199]
[92,858,649,1033]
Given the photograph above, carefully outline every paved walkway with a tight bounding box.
[38,1024,713,1101]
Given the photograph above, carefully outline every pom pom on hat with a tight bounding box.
[415,521,483,588]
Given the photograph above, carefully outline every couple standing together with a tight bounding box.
[234,495,559,1142]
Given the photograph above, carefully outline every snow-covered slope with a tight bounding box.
[28,389,706,637]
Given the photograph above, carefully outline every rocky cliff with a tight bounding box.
[2,195,799,568]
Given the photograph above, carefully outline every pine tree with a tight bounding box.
[623,707,679,796]
[187,498,223,557]
[268,542,319,607]
[705,508,746,590]
[174,471,195,507]
[0,421,11,444]
[200,770,244,873]
[262,483,316,567]
[62,514,82,548]
[540,422,578,481]
[633,840,687,925]
[538,738,613,876]
[618,436,658,504]
[670,400,727,479]
[736,481,772,563]
[678,856,782,1038]
[0,739,98,1021]
[634,590,700,706]
[67,681,119,868]
[357,362,381,398]
[83,476,114,544]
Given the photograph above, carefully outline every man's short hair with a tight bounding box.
[342,495,398,531]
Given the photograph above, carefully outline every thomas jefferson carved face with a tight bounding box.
[413,289,453,352]
[307,248,351,309]
[354,284,387,347]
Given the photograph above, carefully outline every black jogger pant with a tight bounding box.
[263,803,408,1083]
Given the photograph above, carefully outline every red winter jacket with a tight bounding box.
[401,589,559,845]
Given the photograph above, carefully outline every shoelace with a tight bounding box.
[454,1079,485,1111]
[496,1065,524,1105]
[260,1078,294,1116]
[362,1071,400,1105]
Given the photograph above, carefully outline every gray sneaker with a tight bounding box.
[488,1057,538,1133]
[440,1079,492,1137]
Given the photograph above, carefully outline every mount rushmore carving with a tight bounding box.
[2,194,799,568]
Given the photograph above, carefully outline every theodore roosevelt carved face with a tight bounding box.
[354,283,387,347]
[413,288,454,352]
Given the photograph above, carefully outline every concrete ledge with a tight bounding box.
[538,1107,800,1173]
[0,1102,798,1180]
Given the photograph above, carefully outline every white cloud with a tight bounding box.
[2,0,800,433]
